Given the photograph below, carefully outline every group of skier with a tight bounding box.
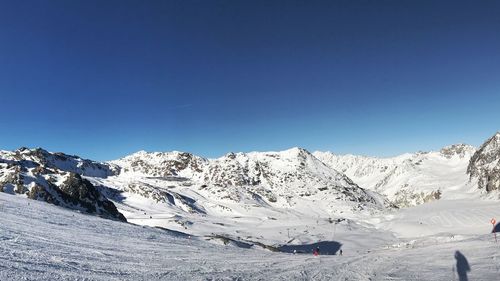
[313,247,320,256]
[306,247,342,256]
[292,247,343,256]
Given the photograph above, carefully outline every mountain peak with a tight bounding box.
[287,146,309,153]
[439,144,475,159]
[279,147,312,158]
[467,132,500,193]
[490,131,500,143]
[113,150,206,177]
[16,146,49,154]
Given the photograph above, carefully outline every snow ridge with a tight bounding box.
[467,132,500,193]
[314,144,477,207]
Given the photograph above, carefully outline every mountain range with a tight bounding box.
[1,132,499,242]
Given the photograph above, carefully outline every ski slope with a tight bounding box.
[314,145,479,207]
[1,192,499,280]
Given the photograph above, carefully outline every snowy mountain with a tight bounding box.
[2,183,499,280]
[467,132,500,194]
[80,147,387,248]
[107,147,381,209]
[111,150,206,179]
[0,148,126,221]
[314,144,477,207]
[201,148,379,206]
[1,136,500,280]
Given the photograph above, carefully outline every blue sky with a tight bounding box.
[0,0,499,161]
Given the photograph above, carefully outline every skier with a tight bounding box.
[339,249,343,256]
[313,246,320,256]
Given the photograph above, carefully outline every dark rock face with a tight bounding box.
[440,144,475,159]
[200,148,379,207]
[0,149,126,222]
[14,147,118,178]
[467,132,500,192]
[28,184,56,204]
[59,173,127,221]
[121,151,206,177]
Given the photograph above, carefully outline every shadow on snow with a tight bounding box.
[279,241,342,255]
[455,250,471,281]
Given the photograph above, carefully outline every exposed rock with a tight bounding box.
[110,147,382,211]
[467,132,500,192]
[112,151,206,178]
[12,147,118,178]
[58,173,126,221]
[393,188,442,208]
[440,144,476,159]
[0,150,126,221]
[314,144,476,208]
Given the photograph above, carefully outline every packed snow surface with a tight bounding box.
[2,139,500,280]
[1,192,499,280]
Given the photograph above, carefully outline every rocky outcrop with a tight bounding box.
[314,144,476,208]
[440,144,476,159]
[199,148,378,208]
[58,173,126,221]
[11,147,118,178]
[392,188,442,208]
[467,132,500,192]
[111,148,382,210]
[111,151,206,178]
[0,149,126,221]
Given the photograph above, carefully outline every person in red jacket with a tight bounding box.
[313,246,320,256]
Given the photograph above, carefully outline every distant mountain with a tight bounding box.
[314,144,477,207]
[202,148,379,206]
[0,148,126,221]
[109,147,382,211]
[467,132,500,194]
[6,147,119,177]
[110,150,206,179]
[2,133,499,230]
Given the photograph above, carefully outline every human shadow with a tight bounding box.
[455,251,471,281]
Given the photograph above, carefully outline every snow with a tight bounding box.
[314,146,479,206]
[1,192,499,280]
[2,142,500,280]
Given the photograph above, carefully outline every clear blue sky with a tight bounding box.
[0,0,499,161]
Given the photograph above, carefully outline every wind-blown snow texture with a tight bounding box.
[314,144,480,207]
[1,191,499,280]
[1,132,500,280]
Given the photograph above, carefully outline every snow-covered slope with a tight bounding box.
[2,147,119,177]
[106,147,383,213]
[467,132,500,194]
[1,190,499,281]
[0,148,125,221]
[110,150,206,179]
[314,144,477,207]
[201,148,378,206]
[92,147,385,248]
[2,136,500,280]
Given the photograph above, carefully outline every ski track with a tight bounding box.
[1,193,500,280]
